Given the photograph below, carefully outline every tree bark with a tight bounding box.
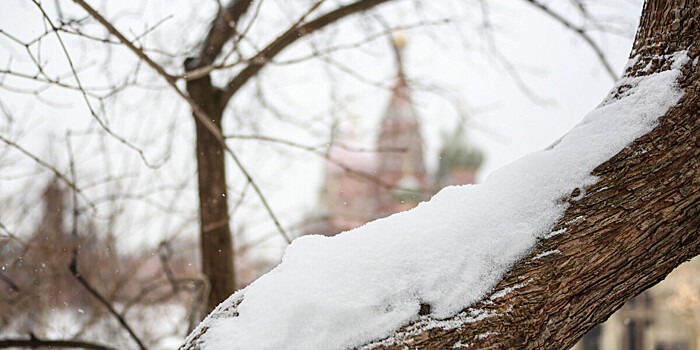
[185,0,255,314]
[181,0,699,348]
[186,74,235,314]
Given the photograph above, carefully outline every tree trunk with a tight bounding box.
[186,74,235,314]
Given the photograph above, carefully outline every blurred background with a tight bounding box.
[0,0,697,349]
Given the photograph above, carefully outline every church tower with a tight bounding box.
[301,32,484,238]
[376,33,429,217]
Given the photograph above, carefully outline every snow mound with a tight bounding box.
[186,51,688,350]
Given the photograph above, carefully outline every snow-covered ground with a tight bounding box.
[184,52,691,349]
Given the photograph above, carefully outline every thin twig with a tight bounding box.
[158,242,179,293]
[478,0,554,106]
[66,135,147,350]
[71,0,292,243]
[522,0,617,81]
[221,0,392,105]
[69,253,147,350]
[0,134,94,209]
[225,133,405,153]
[224,133,426,194]
[30,0,163,169]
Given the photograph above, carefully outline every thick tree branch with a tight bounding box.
[220,0,391,107]
[189,0,253,69]
[185,50,700,350]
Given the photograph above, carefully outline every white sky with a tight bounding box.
[0,0,642,260]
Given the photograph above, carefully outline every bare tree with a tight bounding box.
[68,0,627,314]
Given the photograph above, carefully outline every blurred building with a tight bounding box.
[0,179,120,333]
[0,178,209,337]
[302,34,483,237]
[573,256,700,350]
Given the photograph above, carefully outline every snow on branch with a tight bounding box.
[181,51,690,350]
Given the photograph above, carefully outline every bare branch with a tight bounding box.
[189,0,254,69]
[29,0,164,169]
[476,0,555,106]
[224,133,428,195]
[71,0,292,243]
[69,251,147,350]
[0,134,94,209]
[182,0,330,80]
[220,0,392,105]
[225,133,406,153]
[0,336,118,350]
[69,0,175,84]
[65,136,147,350]
[268,19,450,66]
[522,0,618,81]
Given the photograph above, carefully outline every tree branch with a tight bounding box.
[188,0,254,69]
[0,336,118,350]
[373,81,700,346]
[69,251,148,350]
[224,134,426,194]
[66,139,147,350]
[220,0,391,106]
[0,134,94,209]
[31,0,163,169]
[522,0,617,81]
[71,0,291,243]
[70,0,176,83]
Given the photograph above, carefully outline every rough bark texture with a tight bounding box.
[366,0,700,348]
